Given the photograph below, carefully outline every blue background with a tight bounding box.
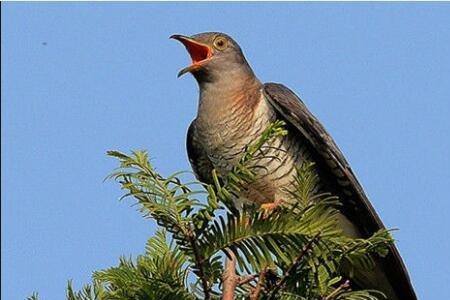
[2,3,450,299]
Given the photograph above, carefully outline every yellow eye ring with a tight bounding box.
[213,37,228,51]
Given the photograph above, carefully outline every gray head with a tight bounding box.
[171,32,257,85]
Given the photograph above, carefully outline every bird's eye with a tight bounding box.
[213,37,228,51]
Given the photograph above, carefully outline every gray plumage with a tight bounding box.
[173,32,417,300]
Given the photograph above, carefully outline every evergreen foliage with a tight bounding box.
[29,121,394,300]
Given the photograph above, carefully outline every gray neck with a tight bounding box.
[196,67,262,122]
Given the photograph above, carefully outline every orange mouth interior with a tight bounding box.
[182,40,212,64]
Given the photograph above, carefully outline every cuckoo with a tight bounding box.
[171,32,417,300]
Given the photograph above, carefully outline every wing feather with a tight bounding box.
[263,82,416,300]
[186,120,214,184]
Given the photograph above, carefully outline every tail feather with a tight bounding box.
[337,213,417,300]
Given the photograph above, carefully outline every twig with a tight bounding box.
[323,280,350,300]
[222,251,238,300]
[267,232,321,300]
[238,274,259,285]
[188,234,211,300]
[250,268,268,300]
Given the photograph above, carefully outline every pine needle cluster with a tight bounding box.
[29,121,393,300]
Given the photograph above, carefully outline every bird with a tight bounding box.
[171,32,417,300]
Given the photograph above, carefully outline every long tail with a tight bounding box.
[337,213,417,300]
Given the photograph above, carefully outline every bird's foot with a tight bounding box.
[260,199,284,218]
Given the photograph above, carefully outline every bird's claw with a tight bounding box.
[260,199,284,218]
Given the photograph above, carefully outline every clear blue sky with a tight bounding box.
[2,3,450,299]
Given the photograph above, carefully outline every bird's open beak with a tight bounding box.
[170,34,213,77]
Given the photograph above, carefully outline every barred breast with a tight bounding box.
[196,90,312,206]
[240,96,313,205]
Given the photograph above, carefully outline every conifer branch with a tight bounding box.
[249,268,268,300]
[188,233,211,300]
[238,274,259,285]
[28,122,395,300]
[323,280,350,300]
[222,251,238,300]
[268,232,321,300]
